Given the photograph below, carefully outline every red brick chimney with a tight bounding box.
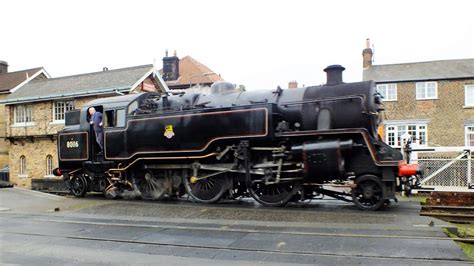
[288,80,298,89]
[362,39,373,69]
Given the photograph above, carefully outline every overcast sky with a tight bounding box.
[2,0,473,90]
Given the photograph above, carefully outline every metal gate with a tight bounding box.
[412,148,472,192]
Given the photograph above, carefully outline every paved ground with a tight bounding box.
[0,188,470,265]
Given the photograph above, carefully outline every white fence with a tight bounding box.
[410,147,472,192]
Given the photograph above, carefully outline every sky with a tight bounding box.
[2,0,473,90]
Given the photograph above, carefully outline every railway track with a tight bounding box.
[421,205,474,224]
[420,191,474,224]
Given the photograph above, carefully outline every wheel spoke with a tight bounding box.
[248,179,300,207]
[351,175,385,211]
[184,173,229,204]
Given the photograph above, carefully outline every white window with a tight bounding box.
[53,101,75,121]
[376,83,397,101]
[385,124,427,147]
[14,105,33,125]
[46,155,53,176]
[19,155,26,176]
[416,81,437,100]
[466,126,474,147]
[465,85,474,107]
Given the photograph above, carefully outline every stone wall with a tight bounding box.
[0,94,8,168]
[382,79,474,146]
[9,139,58,187]
[7,96,97,188]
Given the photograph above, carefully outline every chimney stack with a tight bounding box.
[362,38,373,69]
[288,80,298,89]
[0,61,8,74]
[162,50,180,81]
[324,65,345,86]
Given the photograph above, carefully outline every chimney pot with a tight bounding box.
[288,80,298,89]
[165,49,169,57]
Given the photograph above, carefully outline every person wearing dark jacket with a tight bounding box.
[89,107,103,153]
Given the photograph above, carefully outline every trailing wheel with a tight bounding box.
[247,178,300,207]
[184,172,230,203]
[351,175,385,211]
[69,175,88,197]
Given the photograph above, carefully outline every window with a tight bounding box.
[116,109,126,127]
[19,156,26,176]
[46,155,53,176]
[416,81,437,100]
[465,85,474,107]
[385,124,427,147]
[14,105,33,124]
[376,84,397,101]
[54,100,75,121]
[466,126,474,147]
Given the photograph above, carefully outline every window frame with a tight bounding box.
[416,81,438,100]
[13,104,34,126]
[45,155,53,177]
[465,84,474,107]
[53,100,75,122]
[466,125,474,147]
[384,124,428,148]
[19,155,27,176]
[376,83,397,101]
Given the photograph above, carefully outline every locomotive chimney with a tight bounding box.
[0,60,8,74]
[324,65,345,85]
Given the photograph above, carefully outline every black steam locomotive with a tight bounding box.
[55,65,420,211]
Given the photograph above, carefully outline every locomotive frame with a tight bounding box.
[54,65,421,211]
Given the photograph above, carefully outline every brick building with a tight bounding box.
[0,65,165,188]
[0,61,50,168]
[362,40,474,148]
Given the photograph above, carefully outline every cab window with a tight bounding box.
[128,101,138,115]
[104,110,115,127]
[116,109,126,127]
[104,109,126,128]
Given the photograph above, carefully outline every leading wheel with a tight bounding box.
[351,175,385,211]
[247,178,300,207]
[69,175,88,197]
[184,172,230,203]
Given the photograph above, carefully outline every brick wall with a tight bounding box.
[382,79,474,146]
